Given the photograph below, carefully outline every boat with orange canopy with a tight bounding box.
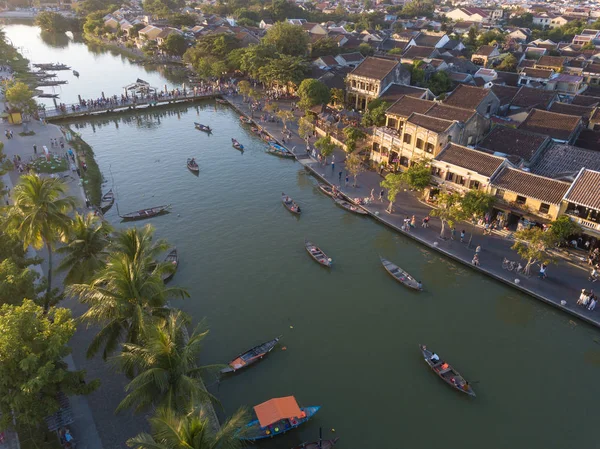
[240,396,320,441]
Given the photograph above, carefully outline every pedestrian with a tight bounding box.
[82,162,87,172]
[472,254,479,266]
[33,144,37,154]
[76,168,81,177]
[339,171,343,183]
[60,142,64,150]
[460,230,465,242]
[85,197,91,208]
[410,215,416,228]
[589,266,598,282]
[8,130,12,139]
[403,216,410,231]
[370,188,375,201]
[331,161,335,173]
[589,296,597,311]
[345,175,349,186]
[475,245,481,255]
[538,263,547,279]
[379,189,384,201]
[422,217,429,228]
[450,227,456,240]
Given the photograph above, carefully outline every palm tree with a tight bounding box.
[68,225,188,359]
[57,212,113,285]
[127,406,248,449]
[6,174,76,310]
[114,310,220,414]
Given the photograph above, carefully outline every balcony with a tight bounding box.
[374,127,403,147]
[568,214,600,232]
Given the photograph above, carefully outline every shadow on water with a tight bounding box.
[40,31,70,48]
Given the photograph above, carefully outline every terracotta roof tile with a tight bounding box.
[349,56,399,80]
[474,45,497,56]
[380,84,430,103]
[492,167,571,204]
[414,34,443,47]
[518,59,535,69]
[479,126,549,162]
[443,85,493,110]
[518,109,581,141]
[435,143,505,177]
[548,102,595,119]
[402,45,436,59]
[532,144,600,179]
[491,85,520,107]
[425,103,476,122]
[536,55,566,68]
[510,87,557,109]
[386,96,434,118]
[571,95,600,107]
[565,169,600,210]
[406,112,454,133]
[522,68,553,79]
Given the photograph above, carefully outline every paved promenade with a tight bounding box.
[225,93,600,328]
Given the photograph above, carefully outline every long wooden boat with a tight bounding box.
[194,122,212,133]
[231,138,244,151]
[379,256,422,290]
[220,336,280,374]
[305,239,332,267]
[37,93,60,98]
[119,204,171,221]
[187,158,199,173]
[333,198,368,215]
[100,189,115,213]
[161,249,179,283]
[241,396,320,441]
[317,183,341,199]
[419,345,476,397]
[282,193,301,215]
[266,147,294,158]
[292,438,339,449]
[240,115,253,124]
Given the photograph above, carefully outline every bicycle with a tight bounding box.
[502,258,524,274]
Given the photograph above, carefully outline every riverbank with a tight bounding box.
[84,34,185,66]
[225,93,600,329]
[63,126,102,205]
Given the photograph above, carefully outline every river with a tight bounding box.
[4,24,600,449]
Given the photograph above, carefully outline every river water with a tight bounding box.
[5,24,600,449]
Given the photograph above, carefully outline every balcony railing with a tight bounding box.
[568,214,600,231]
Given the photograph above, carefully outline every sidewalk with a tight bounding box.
[226,93,600,328]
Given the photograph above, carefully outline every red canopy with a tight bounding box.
[254,396,302,428]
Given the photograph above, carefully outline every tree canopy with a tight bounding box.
[262,21,309,56]
[161,33,188,56]
[297,78,330,111]
[398,160,431,191]
[5,81,38,115]
[35,11,72,33]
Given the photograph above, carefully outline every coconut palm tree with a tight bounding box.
[68,225,188,359]
[6,174,76,310]
[114,310,220,414]
[127,406,248,449]
[57,212,113,285]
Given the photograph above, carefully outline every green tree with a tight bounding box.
[311,37,341,57]
[398,160,431,190]
[406,60,425,85]
[361,100,389,127]
[400,0,434,18]
[35,11,70,33]
[314,135,336,163]
[5,81,38,116]
[358,42,375,56]
[298,114,315,140]
[330,87,345,107]
[258,54,309,90]
[427,71,453,96]
[56,212,113,285]
[512,227,555,275]
[237,80,251,100]
[297,78,331,111]
[496,54,517,72]
[83,14,106,36]
[238,44,276,79]
[430,192,464,238]
[276,109,295,130]
[345,153,364,187]
[466,26,478,48]
[115,311,218,414]
[262,21,309,56]
[460,190,495,220]
[128,406,248,449]
[0,259,39,307]
[68,225,189,359]
[343,126,366,152]
[161,33,188,56]
[0,300,98,430]
[7,174,76,311]
[548,215,581,246]
[169,13,196,28]
[381,173,403,213]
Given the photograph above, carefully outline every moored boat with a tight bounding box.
[305,239,332,267]
[187,158,199,173]
[221,336,280,374]
[161,248,179,283]
[292,430,339,449]
[240,116,253,124]
[419,345,476,397]
[266,146,295,158]
[118,204,171,221]
[241,396,320,441]
[317,183,342,199]
[216,98,228,104]
[231,138,244,151]
[194,122,212,133]
[379,256,422,290]
[282,193,301,214]
[100,189,115,213]
[333,198,368,215]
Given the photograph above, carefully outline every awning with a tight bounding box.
[254,396,301,428]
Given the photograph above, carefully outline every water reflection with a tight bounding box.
[40,31,69,48]
[495,291,535,325]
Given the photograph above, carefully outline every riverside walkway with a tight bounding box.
[225,93,600,329]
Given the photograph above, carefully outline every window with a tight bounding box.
[539,203,550,214]
[446,172,455,182]
[469,180,480,190]
[486,102,492,114]
[416,138,424,149]
[432,167,442,177]
[387,118,397,128]
[455,175,465,186]
[495,189,505,199]
[467,136,474,145]
[425,143,435,153]
[447,135,452,144]
[400,156,409,167]
[516,195,527,205]
[403,133,412,144]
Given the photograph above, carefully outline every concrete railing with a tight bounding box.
[568,214,600,231]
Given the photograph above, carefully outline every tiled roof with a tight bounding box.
[548,102,595,119]
[584,63,600,74]
[491,85,520,107]
[518,59,535,69]
[518,109,581,141]
[522,68,553,79]
[479,126,549,162]
[448,72,472,82]
[571,95,600,107]
[436,143,505,177]
[510,87,557,109]
[444,84,494,110]
[349,56,398,80]
[565,169,600,210]
[425,103,476,122]
[386,96,434,118]
[492,167,571,204]
[338,52,364,62]
[532,144,600,179]
[380,84,430,103]
[536,55,566,68]
[474,45,497,56]
[414,34,443,47]
[407,112,454,133]
[402,45,436,59]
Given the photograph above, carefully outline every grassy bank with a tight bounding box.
[83,34,150,63]
[64,127,102,205]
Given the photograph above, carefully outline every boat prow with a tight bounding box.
[379,256,422,290]
[220,336,281,374]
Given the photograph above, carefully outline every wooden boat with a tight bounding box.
[317,183,342,199]
[240,116,253,124]
[72,70,79,77]
[37,93,59,98]
[194,122,212,133]
[241,396,320,441]
[119,204,171,221]
[333,198,368,215]
[220,336,280,374]
[100,189,115,213]
[379,256,422,290]
[292,432,339,449]
[161,249,179,283]
[231,138,244,151]
[216,98,228,104]
[266,146,294,158]
[305,239,332,267]
[282,193,301,215]
[419,345,476,397]
[187,158,199,173]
